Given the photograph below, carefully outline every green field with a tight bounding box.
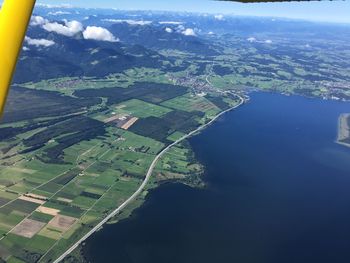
[0,69,239,262]
[114,99,172,118]
[2,25,348,261]
[161,93,221,117]
[1,10,349,262]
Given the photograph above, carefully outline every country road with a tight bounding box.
[53,94,245,263]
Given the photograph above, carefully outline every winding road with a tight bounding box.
[53,94,244,263]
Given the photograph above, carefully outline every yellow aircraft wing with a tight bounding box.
[0,0,36,117]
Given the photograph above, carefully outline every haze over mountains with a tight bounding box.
[15,5,350,84]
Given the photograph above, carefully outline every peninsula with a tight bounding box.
[337,114,350,147]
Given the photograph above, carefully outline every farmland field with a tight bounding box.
[1,6,350,263]
[114,99,172,118]
[0,68,239,262]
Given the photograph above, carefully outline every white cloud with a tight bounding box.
[208,31,214,35]
[265,39,273,44]
[159,21,183,25]
[83,26,119,42]
[48,11,72,16]
[30,17,83,38]
[182,28,196,36]
[102,19,152,26]
[36,3,73,8]
[247,37,256,43]
[165,27,173,33]
[23,46,30,51]
[43,20,83,37]
[30,16,48,26]
[214,14,224,20]
[25,36,55,47]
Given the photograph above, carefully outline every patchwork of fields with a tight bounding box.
[0,71,240,262]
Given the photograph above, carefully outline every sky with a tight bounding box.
[12,0,350,24]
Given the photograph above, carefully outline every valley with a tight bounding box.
[0,69,240,262]
[0,6,350,263]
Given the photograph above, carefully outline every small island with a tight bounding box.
[337,114,350,147]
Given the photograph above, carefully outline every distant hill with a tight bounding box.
[13,9,350,84]
[108,22,218,55]
[14,27,167,83]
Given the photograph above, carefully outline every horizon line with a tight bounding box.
[34,2,350,25]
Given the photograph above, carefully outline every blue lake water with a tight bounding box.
[84,93,350,263]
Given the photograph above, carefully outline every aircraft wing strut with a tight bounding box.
[0,0,36,116]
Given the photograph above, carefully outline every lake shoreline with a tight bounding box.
[81,93,350,263]
[65,95,245,263]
